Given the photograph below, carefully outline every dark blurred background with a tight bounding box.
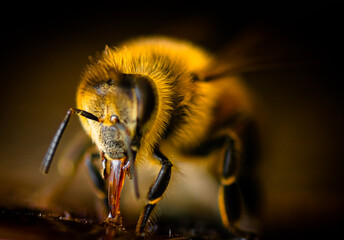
[0,3,343,239]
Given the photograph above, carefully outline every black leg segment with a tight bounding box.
[85,152,108,212]
[147,150,172,202]
[222,137,237,180]
[86,152,106,193]
[136,149,172,234]
[218,135,242,228]
[219,135,258,239]
[136,204,156,234]
[220,183,241,224]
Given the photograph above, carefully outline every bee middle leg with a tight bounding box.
[218,135,257,239]
[191,133,257,239]
[136,148,173,235]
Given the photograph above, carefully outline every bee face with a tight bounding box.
[77,73,139,160]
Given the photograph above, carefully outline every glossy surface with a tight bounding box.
[0,207,236,240]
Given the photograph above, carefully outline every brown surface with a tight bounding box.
[0,207,234,240]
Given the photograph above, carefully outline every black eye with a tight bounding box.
[106,79,114,85]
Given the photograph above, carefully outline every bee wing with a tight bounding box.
[206,27,305,80]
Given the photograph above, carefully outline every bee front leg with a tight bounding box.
[136,148,173,235]
[85,151,108,219]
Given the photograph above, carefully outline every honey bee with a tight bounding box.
[40,36,259,239]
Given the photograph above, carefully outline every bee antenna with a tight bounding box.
[40,108,99,175]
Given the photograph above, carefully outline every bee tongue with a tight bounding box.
[107,159,125,219]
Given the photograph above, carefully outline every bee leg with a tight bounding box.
[85,152,109,217]
[136,149,173,235]
[219,136,257,240]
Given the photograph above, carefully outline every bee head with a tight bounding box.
[76,71,156,200]
[77,72,156,156]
